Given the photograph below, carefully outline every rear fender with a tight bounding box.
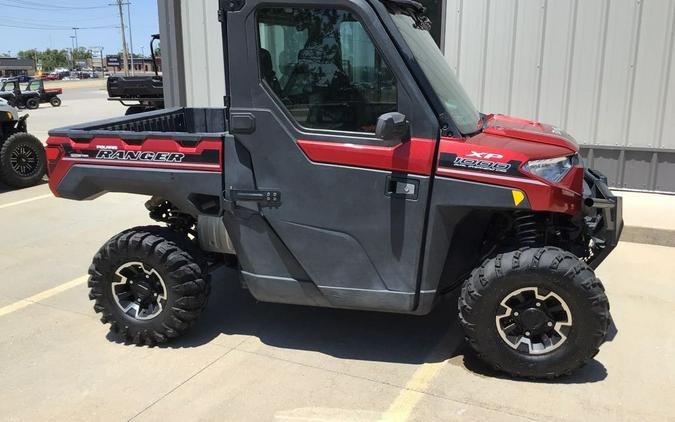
[46,134,224,217]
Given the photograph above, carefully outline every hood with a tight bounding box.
[480,114,579,154]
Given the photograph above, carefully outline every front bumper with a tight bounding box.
[583,168,623,269]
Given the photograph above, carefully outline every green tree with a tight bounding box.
[17,49,70,72]
[17,49,39,61]
[72,47,92,61]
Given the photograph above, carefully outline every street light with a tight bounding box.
[70,36,76,70]
[126,2,135,76]
[72,27,80,50]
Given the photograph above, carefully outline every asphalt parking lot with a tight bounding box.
[1,81,674,421]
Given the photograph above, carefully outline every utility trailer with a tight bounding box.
[46,0,622,379]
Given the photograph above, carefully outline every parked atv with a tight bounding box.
[0,98,46,187]
[25,79,63,107]
[45,0,622,379]
[0,79,41,110]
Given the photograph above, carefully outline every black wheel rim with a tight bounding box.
[495,287,573,355]
[10,144,39,177]
[112,262,167,320]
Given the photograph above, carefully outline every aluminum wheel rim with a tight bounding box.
[495,287,573,355]
[112,262,167,321]
[10,145,39,177]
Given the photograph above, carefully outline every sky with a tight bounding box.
[0,0,160,58]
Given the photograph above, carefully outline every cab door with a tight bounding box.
[223,0,439,312]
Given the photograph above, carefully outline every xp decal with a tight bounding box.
[450,155,512,173]
[439,152,522,176]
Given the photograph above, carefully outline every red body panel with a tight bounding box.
[46,135,223,197]
[297,114,583,214]
[297,138,436,176]
[483,114,579,152]
[436,121,584,215]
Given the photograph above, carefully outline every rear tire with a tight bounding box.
[26,98,39,110]
[458,247,610,379]
[88,227,211,346]
[50,96,62,107]
[0,132,46,188]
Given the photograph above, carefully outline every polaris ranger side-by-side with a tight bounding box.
[46,0,622,379]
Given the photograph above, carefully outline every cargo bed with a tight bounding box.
[46,108,228,216]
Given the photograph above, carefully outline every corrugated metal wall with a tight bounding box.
[179,0,226,108]
[443,0,675,191]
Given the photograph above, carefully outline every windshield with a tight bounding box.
[390,12,482,135]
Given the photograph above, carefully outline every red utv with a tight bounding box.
[45,0,621,379]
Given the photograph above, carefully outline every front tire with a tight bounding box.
[458,247,610,379]
[88,227,211,346]
[0,133,46,188]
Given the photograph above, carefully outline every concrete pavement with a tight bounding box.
[615,190,675,247]
[0,188,673,421]
[20,79,125,142]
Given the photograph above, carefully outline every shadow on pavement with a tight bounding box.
[107,267,608,384]
[0,178,48,194]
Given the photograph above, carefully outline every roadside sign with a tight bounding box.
[106,55,121,67]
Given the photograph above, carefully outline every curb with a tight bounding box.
[621,226,675,248]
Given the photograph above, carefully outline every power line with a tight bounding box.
[0,23,117,30]
[0,1,108,10]
[0,14,117,24]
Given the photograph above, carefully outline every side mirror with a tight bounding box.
[375,112,409,144]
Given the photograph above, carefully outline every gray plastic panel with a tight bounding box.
[56,165,222,217]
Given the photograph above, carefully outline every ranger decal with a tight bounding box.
[96,150,186,163]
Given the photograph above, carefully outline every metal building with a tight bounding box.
[158,0,675,192]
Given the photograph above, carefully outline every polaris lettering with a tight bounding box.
[96,150,186,163]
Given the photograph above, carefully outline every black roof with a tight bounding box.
[0,57,35,68]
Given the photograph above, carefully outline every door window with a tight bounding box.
[258,7,397,133]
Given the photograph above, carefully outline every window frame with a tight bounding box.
[254,5,402,137]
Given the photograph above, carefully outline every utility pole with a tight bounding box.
[70,36,76,70]
[112,0,130,76]
[126,2,135,76]
[72,27,79,50]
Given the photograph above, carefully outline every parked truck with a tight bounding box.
[46,0,622,379]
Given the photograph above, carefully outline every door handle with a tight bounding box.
[228,189,281,206]
[386,177,419,200]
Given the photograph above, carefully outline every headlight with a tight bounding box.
[523,155,576,183]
